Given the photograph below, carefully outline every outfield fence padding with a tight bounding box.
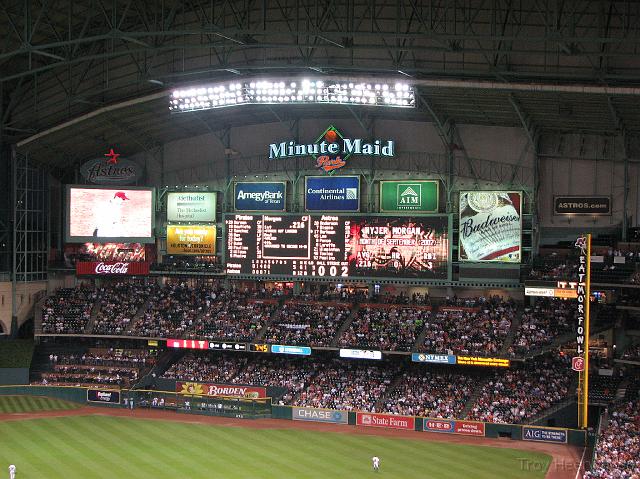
[0,386,587,447]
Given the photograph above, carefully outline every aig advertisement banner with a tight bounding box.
[166,225,216,255]
[379,180,439,213]
[305,175,360,211]
[459,191,522,263]
[522,426,568,443]
[234,182,286,211]
[167,192,217,222]
[292,407,349,424]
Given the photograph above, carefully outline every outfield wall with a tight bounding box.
[0,386,587,447]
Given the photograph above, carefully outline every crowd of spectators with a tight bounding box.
[92,282,157,335]
[157,349,590,423]
[187,293,276,342]
[152,255,224,273]
[292,360,399,412]
[41,286,97,334]
[38,348,155,387]
[528,252,578,281]
[163,353,247,383]
[585,398,640,479]
[265,302,351,347]
[509,298,574,357]
[339,304,430,351]
[589,374,621,403]
[421,297,514,356]
[622,343,640,362]
[467,355,572,424]
[381,368,476,418]
[128,282,211,337]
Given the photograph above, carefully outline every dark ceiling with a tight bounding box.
[2,0,640,166]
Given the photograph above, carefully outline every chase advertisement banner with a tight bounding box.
[234,182,286,211]
[292,407,349,424]
[522,426,568,443]
[459,191,522,263]
[305,176,360,211]
[379,180,439,213]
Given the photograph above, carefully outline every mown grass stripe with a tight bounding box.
[0,395,81,414]
[0,415,552,479]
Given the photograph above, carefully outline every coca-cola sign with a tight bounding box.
[75,261,150,276]
[80,149,143,185]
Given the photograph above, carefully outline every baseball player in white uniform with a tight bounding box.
[372,456,380,472]
[9,464,16,479]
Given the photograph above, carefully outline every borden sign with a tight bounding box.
[176,381,266,399]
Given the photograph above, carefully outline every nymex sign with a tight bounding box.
[268,125,395,174]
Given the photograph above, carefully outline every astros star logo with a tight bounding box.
[104,148,120,164]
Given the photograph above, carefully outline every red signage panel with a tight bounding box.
[356,412,415,430]
[75,261,150,276]
[453,421,485,436]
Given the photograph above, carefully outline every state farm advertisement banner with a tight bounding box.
[356,412,415,430]
[75,261,150,276]
[176,381,266,399]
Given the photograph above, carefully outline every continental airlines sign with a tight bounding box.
[268,125,395,173]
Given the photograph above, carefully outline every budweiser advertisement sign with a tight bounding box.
[75,261,150,276]
[459,191,522,263]
[80,149,143,185]
[176,382,267,399]
[356,412,415,430]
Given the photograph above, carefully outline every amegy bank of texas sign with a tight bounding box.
[268,125,395,173]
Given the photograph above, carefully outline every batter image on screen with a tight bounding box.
[458,191,521,263]
[68,187,153,240]
[346,216,449,278]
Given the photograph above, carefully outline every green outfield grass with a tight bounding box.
[0,415,551,479]
[0,396,80,414]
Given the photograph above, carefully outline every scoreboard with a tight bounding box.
[225,214,449,279]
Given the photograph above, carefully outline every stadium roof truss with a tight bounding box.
[1,0,640,168]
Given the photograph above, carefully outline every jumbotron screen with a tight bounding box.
[66,186,155,243]
[225,214,449,279]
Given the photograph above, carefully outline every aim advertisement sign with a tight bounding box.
[379,180,439,213]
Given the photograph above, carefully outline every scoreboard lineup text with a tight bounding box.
[225,213,449,279]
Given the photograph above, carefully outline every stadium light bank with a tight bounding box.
[169,78,416,112]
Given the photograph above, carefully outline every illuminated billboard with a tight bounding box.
[225,214,449,279]
[167,192,217,222]
[166,225,216,255]
[66,186,155,243]
[458,191,522,263]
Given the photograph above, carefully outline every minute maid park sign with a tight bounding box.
[268,125,395,174]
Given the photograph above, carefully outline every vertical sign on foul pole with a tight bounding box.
[575,234,591,429]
